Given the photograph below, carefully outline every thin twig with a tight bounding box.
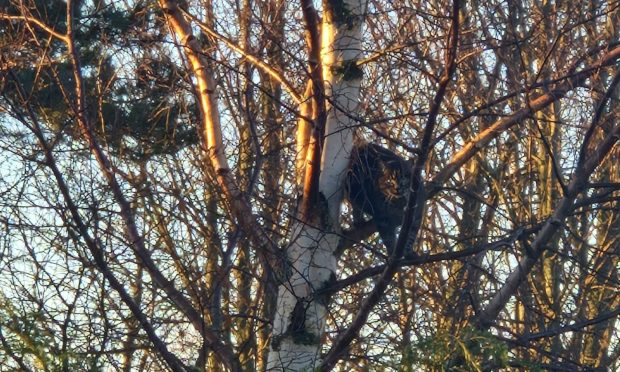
[181,8,302,104]
[320,1,461,368]
[0,13,69,42]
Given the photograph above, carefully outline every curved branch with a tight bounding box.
[158,1,279,260]
[518,304,620,343]
[476,121,620,329]
[0,13,69,42]
[181,9,302,105]
[326,225,533,296]
[5,69,190,372]
[320,1,461,368]
[431,44,620,193]
[62,2,241,369]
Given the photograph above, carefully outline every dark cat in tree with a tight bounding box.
[346,143,420,258]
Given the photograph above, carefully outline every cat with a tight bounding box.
[346,143,421,258]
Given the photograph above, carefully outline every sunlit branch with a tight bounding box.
[431,42,620,148]
[299,0,326,219]
[0,13,69,42]
[578,69,620,166]
[158,1,280,262]
[5,68,189,372]
[475,121,620,330]
[431,45,620,193]
[181,8,302,105]
[295,81,313,185]
[61,1,239,369]
[320,1,461,368]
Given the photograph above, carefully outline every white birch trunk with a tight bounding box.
[267,0,367,370]
[319,0,367,222]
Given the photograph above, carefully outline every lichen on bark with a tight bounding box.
[325,0,358,28]
[332,60,364,81]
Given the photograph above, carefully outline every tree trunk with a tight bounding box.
[266,0,367,369]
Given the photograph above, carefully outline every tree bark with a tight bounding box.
[266,0,367,369]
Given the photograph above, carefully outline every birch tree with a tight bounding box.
[265,0,368,368]
[1,0,620,371]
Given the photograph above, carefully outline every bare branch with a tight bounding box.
[475,121,620,330]
[519,304,620,343]
[62,2,241,368]
[5,69,190,372]
[327,225,534,296]
[320,1,461,368]
[181,9,302,105]
[0,13,69,42]
[299,0,327,219]
[578,68,620,166]
[431,45,620,193]
[158,0,279,261]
